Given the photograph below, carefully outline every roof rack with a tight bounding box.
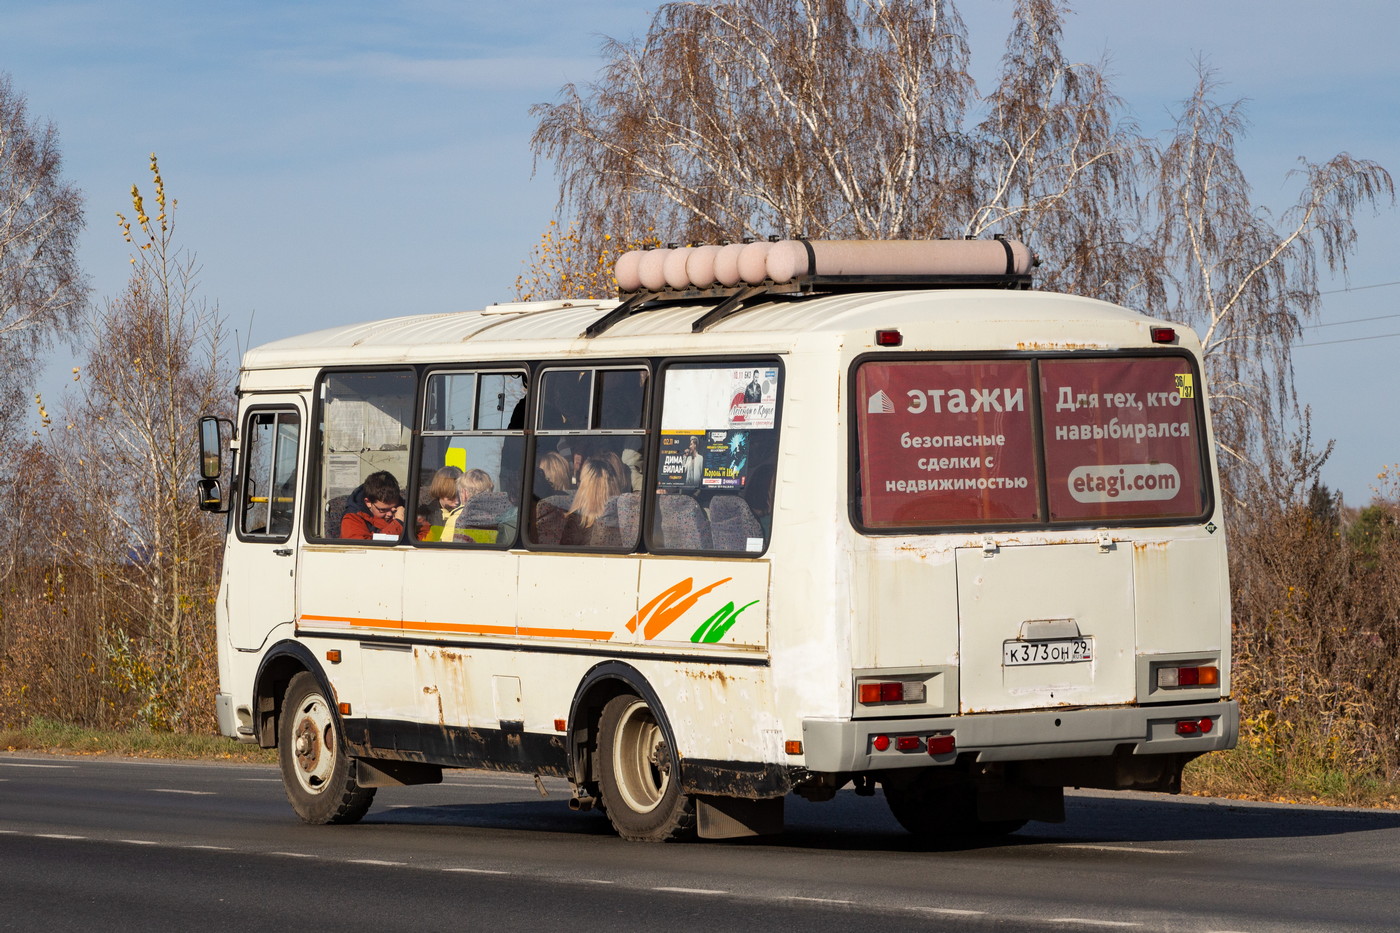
[585,236,1036,338]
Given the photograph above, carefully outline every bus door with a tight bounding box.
[955,542,1136,714]
[228,402,305,651]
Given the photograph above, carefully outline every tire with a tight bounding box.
[278,671,375,825]
[596,693,696,842]
[884,775,1026,840]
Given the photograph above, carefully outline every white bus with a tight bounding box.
[199,238,1237,842]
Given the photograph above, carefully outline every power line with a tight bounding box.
[1296,330,1400,349]
[1305,311,1400,329]
[1318,279,1400,296]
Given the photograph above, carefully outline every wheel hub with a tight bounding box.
[294,718,321,772]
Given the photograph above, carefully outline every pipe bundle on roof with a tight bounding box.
[614,238,1034,293]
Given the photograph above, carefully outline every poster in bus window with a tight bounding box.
[1039,357,1206,522]
[662,366,779,431]
[701,430,749,489]
[659,432,705,490]
[856,360,1039,527]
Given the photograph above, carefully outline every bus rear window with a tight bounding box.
[1039,357,1207,523]
[854,355,1210,530]
[855,360,1039,527]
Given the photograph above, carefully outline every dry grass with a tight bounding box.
[0,717,275,762]
[1184,744,1400,810]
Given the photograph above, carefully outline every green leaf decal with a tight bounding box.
[691,599,759,644]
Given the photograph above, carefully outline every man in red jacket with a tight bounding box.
[339,471,406,540]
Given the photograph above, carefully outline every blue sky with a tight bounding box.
[3,0,1396,504]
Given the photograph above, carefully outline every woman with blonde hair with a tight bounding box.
[600,450,634,495]
[561,458,621,546]
[444,469,494,542]
[537,450,573,495]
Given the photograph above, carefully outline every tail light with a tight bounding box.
[1157,665,1219,688]
[857,680,927,705]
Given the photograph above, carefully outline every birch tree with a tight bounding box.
[531,0,975,248]
[1152,70,1393,504]
[530,0,1393,504]
[0,74,85,564]
[48,155,231,729]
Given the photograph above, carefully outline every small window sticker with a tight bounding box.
[745,537,764,552]
[1173,373,1194,399]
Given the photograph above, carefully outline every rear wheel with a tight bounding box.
[884,774,1026,840]
[278,671,375,824]
[597,693,695,842]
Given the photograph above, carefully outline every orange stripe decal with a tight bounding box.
[299,614,612,641]
[626,577,732,641]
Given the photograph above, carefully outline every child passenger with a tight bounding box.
[340,471,406,540]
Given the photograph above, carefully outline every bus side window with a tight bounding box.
[316,370,415,540]
[417,369,527,547]
[528,366,649,551]
[650,362,779,555]
[239,409,301,541]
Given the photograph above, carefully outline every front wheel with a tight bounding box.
[597,693,695,842]
[278,671,375,824]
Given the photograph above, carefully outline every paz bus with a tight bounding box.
[198,237,1237,841]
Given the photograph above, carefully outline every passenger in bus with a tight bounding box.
[339,471,406,540]
[445,469,494,542]
[600,450,635,496]
[534,450,573,499]
[562,457,623,547]
[619,446,645,492]
[746,461,776,538]
[419,465,464,541]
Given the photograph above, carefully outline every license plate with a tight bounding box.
[1002,637,1093,666]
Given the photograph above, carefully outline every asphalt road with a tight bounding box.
[2,753,1398,932]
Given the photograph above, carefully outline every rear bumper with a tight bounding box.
[802,699,1238,773]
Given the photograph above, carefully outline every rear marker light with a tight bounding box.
[926,735,956,756]
[872,735,891,752]
[554,718,567,732]
[1175,720,1199,735]
[895,736,922,752]
[1157,665,1219,689]
[875,329,903,347]
[1198,718,1214,734]
[785,740,804,755]
[1150,326,1176,344]
[858,680,926,705]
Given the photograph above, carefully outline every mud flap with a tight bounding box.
[354,758,443,787]
[695,794,784,839]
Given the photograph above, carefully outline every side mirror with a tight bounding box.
[197,477,224,513]
[199,416,229,479]
[197,416,233,513]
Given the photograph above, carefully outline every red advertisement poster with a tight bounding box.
[1039,357,1207,522]
[856,360,1039,527]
